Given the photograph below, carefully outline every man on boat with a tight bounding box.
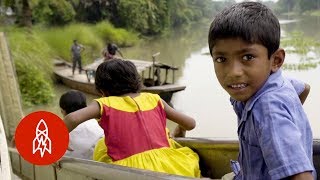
[71,39,85,76]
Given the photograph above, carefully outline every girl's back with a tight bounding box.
[95,93,169,160]
[65,59,200,177]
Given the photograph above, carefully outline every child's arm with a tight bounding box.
[161,100,196,137]
[80,44,85,52]
[287,77,310,104]
[64,101,100,132]
[172,125,186,137]
[298,83,310,105]
[290,171,313,180]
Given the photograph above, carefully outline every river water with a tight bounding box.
[25,17,320,139]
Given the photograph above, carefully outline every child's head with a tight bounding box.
[107,43,117,55]
[95,59,142,96]
[208,2,280,58]
[208,2,285,102]
[59,90,87,116]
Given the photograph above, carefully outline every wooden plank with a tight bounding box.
[20,158,35,180]
[0,32,24,140]
[35,165,56,180]
[56,157,195,180]
[84,58,154,73]
[10,151,21,174]
[0,115,13,180]
[143,84,186,93]
[57,168,94,180]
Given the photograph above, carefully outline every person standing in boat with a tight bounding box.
[63,59,201,178]
[208,2,315,179]
[71,39,85,76]
[59,90,104,160]
[102,43,123,61]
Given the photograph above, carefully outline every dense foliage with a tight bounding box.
[31,0,75,25]
[275,0,320,15]
[6,28,55,106]
[3,0,219,34]
[4,23,138,105]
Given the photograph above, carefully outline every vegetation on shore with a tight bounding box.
[281,31,320,70]
[0,0,221,106]
[275,0,320,16]
[4,22,138,106]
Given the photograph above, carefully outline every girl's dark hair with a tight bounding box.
[107,43,117,55]
[208,2,280,58]
[95,59,142,96]
[59,90,87,114]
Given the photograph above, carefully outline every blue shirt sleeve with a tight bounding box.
[285,76,305,95]
[252,95,313,179]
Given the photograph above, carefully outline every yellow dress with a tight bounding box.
[93,93,200,177]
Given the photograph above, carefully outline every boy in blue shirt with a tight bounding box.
[208,2,315,179]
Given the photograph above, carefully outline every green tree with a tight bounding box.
[275,0,320,14]
[32,0,75,25]
[117,0,168,35]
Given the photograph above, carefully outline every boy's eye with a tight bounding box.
[242,55,254,61]
[214,57,226,63]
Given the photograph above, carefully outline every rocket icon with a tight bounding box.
[32,119,52,157]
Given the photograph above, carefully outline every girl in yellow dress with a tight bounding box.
[64,59,200,177]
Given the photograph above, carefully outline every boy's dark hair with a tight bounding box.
[59,90,87,114]
[208,2,280,58]
[95,59,142,96]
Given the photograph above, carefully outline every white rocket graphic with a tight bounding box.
[32,119,52,157]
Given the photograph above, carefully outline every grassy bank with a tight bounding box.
[2,22,139,106]
[304,10,320,17]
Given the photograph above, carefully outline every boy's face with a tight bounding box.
[211,38,277,102]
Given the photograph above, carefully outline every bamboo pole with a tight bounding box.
[0,32,24,140]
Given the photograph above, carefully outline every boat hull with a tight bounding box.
[54,61,186,104]
[9,138,320,179]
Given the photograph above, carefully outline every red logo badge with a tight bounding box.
[15,111,69,165]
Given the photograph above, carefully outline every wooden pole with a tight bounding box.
[0,32,24,140]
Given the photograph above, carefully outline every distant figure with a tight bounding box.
[71,40,85,76]
[64,59,200,177]
[208,2,315,179]
[59,90,104,160]
[102,43,123,61]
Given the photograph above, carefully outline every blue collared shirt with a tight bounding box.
[231,70,315,179]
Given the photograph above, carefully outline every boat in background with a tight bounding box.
[54,53,185,105]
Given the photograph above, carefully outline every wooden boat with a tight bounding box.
[54,54,186,104]
[8,138,320,180]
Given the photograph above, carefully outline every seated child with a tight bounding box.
[102,43,123,61]
[64,59,200,177]
[208,2,315,179]
[60,90,104,160]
